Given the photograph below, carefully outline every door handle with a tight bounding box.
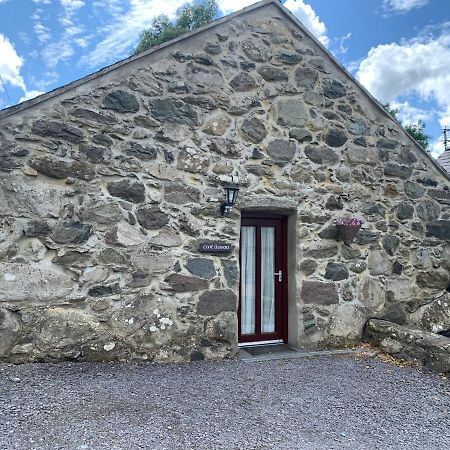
[274,270,282,282]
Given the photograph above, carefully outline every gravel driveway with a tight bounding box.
[1,355,449,450]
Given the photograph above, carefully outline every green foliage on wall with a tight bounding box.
[404,121,431,150]
[383,103,431,149]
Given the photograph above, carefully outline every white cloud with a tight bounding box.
[217,0,256,14]
[58,1,85,36]
[74,37,89,48]
[19,90,45,103]
[17,32,31,45]
[356,40,447,102]
[29,71,59,90]
[440,110,450,128]
[65,25,84,36]
[331,32,351,56]
[0,34,26,91]
[34,22,52,43]
[356,27,450,128]
[0,34,44,107]
[92,0,124,16]
[383,0,428,13]
[284,0,329,47]
[60,0,84,11]
[345,58,363,74]
[217,0,329,47]
[391,101,433,125]
[41,40,76,67]
[80,0,191,68]
[430,136,446,159]
[36,0,87,67]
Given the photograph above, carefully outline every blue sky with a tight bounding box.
[1,0,449,157]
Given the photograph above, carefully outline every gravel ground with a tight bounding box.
[1,355,449,450]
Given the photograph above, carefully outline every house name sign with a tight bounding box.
[199,242,232,253]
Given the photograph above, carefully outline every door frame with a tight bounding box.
[238,212,289,344]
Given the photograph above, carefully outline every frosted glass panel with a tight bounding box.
[240,226,256,334]
[261,227,275,333]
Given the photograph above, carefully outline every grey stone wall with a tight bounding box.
[1,2,450,362]
[364,319,450,374]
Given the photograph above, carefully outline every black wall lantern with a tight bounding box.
[220,179,240,216]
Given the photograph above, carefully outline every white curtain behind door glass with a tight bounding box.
[241,226,255,334]
[261,227,275,333]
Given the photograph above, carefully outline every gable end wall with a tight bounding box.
[1,2,450,362]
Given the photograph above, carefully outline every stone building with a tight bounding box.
[1,0,450,363]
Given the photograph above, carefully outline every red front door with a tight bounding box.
[239,214,287,343]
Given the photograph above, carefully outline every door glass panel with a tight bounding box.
[240,226,256,334]
[261,227,275,333]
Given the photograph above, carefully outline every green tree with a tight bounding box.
[404,121,431,149]
[383,103,399,120]
[383,103,430,149]
[134,0,218,55]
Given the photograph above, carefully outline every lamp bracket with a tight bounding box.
[220,203,232,216]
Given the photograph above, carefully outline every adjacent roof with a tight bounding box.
[437,151,450,173]
[1,0,448,181]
